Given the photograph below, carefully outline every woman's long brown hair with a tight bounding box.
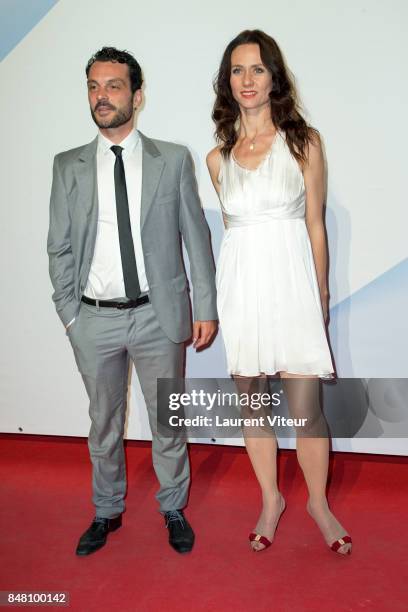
[212,29,319,164]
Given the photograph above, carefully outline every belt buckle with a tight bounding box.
[116,302,128,310]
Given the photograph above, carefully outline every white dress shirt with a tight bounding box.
[84,128,149,299]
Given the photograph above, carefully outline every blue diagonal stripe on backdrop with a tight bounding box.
[0,0,60,61]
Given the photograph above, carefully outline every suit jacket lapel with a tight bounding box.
[139,131,165,229]
[74,137,98,218]
[72,132,164,227]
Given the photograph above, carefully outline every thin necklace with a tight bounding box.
[249,136,256,151]
[245,126,274,151]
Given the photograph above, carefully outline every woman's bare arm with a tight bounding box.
[303,134,329,321]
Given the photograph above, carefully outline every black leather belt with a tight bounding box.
[81,295,149,309]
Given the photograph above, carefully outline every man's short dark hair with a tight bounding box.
[86,47,143,93]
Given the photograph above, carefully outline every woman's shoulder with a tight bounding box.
[304,128,324,168]
[207,146,223,182]
[285,127,323,173]
[206,146,224,189]
[206,145,222,168]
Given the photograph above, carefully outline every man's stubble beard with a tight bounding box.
[90,98,134,129]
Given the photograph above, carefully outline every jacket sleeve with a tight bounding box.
[179,148,218,321]
[47,155,79,327]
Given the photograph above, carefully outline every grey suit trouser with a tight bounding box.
[67,298,189,518]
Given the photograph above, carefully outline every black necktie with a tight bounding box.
[110,145,141,300]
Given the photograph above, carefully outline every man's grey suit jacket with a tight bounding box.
[47,131,217,343]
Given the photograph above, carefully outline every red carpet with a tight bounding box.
[0,434,407,611]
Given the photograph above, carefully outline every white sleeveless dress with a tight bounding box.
[216,130,334,378]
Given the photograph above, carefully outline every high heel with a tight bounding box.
[306,500,352,555]
[249,495,286,552]
[249,532,272,550]
[330,535,352,554]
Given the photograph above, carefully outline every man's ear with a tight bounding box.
[133,89,143,109]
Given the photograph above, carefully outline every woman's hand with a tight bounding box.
[192,320,218,349]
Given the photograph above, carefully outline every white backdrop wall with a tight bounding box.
[0,0,407,454]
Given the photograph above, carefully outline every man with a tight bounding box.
[47,47,217,555]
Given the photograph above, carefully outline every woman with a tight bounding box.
[207,30,352,554]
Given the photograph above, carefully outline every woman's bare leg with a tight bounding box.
[234,374,285,551]
[281,372,351,554]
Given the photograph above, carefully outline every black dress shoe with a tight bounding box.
[75,515,122,556]
[164,510,195,553]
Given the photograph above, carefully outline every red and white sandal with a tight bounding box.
[249,532,273,551]
[330,535,352,554]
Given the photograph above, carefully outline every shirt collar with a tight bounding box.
[97,128,140,157]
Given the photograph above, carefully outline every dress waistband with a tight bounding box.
[224,194,305,228]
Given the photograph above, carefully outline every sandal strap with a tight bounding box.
[331,535,352,552]
[249,532,272,548]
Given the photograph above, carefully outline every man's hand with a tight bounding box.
[192,320,218,349]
